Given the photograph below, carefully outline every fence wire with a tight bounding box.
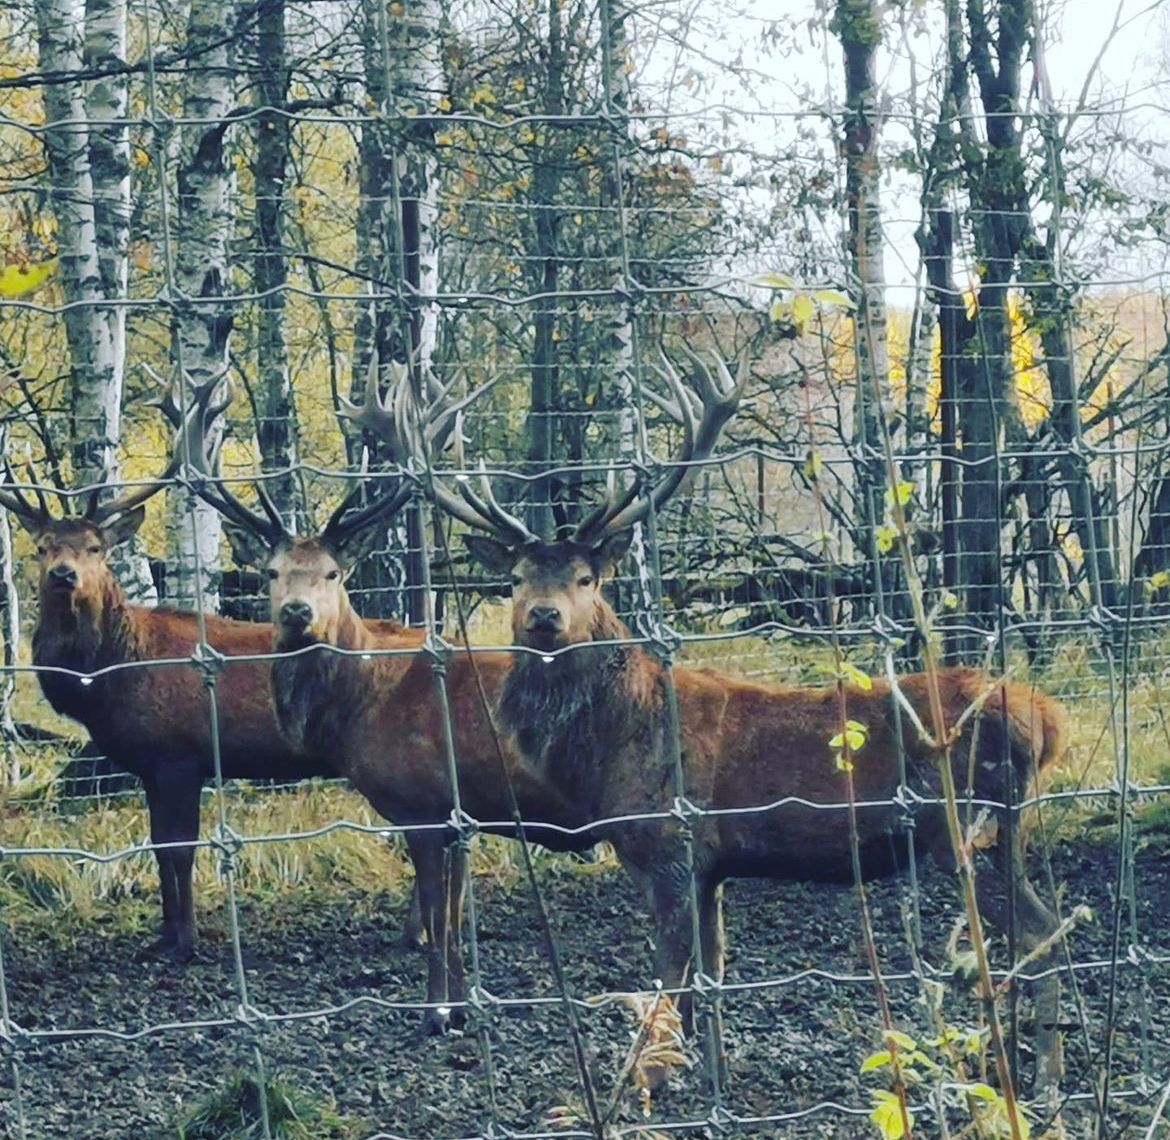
[3,1,1170,1138]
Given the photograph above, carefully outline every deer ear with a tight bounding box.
[329,523,387,571]
[463,534,516,575]
[594,529,634,575]
[222,520,273,569]
[101,506,147,549]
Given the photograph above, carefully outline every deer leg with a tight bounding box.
[142,769,202,959]
[966,834,1063,1102]
[697,877,728,1088]
[407,831,464,1035]
[400,882,426,949]
[445,843,469,1029]
[644,860,700,1028]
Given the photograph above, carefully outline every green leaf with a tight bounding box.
[869,1091,907,1140]
[860,1050,893,1073]
[875,524,898,553]
[834,751,854,773]
[803,450,823,481]
[964,1083,998,1102]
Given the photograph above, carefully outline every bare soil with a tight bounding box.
[1,831,1167,1140]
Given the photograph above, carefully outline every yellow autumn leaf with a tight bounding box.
[0,258,57,298]
[769,297,792,324]
[802,450,823,481]
[748,272,793,290]
[812,287,853,308]
[437,94,452,112]
[870,1090,907,1140]
[839,662,873,691]
[790,293,816,328]
[1147,570,1170,593]
[885,480,914,509]
[875,524,898,553]
[828,721,868,753]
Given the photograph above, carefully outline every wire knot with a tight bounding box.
[424,633,453,673]
[190,642,225,689]
[211,822,245,874]
[892,783,922,831]
[447,807,480,850]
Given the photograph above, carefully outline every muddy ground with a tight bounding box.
[1,831,1167,1140]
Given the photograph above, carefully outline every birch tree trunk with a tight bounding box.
[252,0,301,528]
[834,0,890,534]
[37,0,154,600]
[349,0,441,622]
[0,428,18,780]
[164,0,239,611]
[84,0,156,599]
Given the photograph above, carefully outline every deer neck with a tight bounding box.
[269,599,379,765]
[500,598,664,796]
[32,577,141,719]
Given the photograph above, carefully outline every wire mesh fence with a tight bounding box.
[3,0,1170,1137]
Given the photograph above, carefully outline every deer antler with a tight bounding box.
[155,372,290,548]
[339,359,537,545]
[0,457,54,529]
[571,346,747,543]
[0,395,192,529]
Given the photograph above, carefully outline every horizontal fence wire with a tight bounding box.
[3,0,1170,1136]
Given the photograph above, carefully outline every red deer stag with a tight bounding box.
[397,349,1068,1096]
[0,395,409,959]
[184,370,594,1033]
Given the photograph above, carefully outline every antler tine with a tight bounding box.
[574,347,745,543]
[449,460,538,546]
[0,457,53,527]
[157,372,288,546]
[343,362,536,543]
[321,472,414,551]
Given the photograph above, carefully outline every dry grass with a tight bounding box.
[4,617,1169,943]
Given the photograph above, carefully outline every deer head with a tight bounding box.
[172,362,476,647]
[363,347,746,651]
[0,393,216,610]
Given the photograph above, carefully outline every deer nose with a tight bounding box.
[528,605,561,630]
[280,600,313,628]
[49,564,78,588]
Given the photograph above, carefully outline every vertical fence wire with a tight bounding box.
[2,3,1170,1137]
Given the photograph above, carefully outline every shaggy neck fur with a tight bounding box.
[500,598,665,794]
[32,575,141,720]
[271,599,374,764]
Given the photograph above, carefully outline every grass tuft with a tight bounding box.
[175,1072,363,1139]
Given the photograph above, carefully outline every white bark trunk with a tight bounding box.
[85,0,156,600]
[0,427,18,784]
[350,0,442,622]
[37,0,155,602]
[164,0,238,611]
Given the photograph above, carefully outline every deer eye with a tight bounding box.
[511,574,523,587]
[326,570,340,581]
[577,575,594,588]
[267,568,279,581]
[87,544,102,554]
